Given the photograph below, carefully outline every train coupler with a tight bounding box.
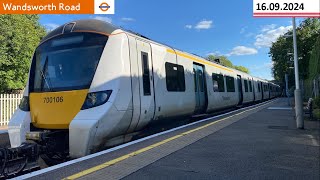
[0,142,42,179]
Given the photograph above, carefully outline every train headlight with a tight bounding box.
[19,96,30,111]
[81,90,112,110]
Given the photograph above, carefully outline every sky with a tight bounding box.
[39,0,304,80]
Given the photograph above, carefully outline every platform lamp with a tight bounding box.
[284,18,304,129]
[292,17,304,129]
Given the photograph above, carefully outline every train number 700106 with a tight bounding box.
[43,96,64,103]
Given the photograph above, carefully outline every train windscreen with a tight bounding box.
[30,33,108,92]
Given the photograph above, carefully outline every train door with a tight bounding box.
[260,82,264,100]
[237,75,243,105]
[134,40,155,130]
[193,63,207,114]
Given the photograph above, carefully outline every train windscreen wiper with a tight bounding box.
[40,56,52,91]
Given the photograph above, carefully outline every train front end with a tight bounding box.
[3,20,126,171]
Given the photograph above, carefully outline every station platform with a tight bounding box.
[18,98,320,180]
[0,126,7,134]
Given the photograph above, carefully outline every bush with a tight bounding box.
[314,96,320,108]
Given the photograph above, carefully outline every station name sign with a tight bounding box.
[0,0,115,14]
[253,0,320,17]
[3,3,81,12]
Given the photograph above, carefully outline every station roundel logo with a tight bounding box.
[99,2,111,12]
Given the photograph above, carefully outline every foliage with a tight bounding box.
[304,35,320,98]
[314,109,320,120]
[206,55,250,74]
[234,66,249,74]
[0,15,46,93]
[307,35,320,80]
[314,96,320,108]
[269,18,320,86]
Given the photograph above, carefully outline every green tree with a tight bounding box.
[234,65,250,74]
[0,15,46,93]
[305,35,320,98]
[269,18,320,85]
[206,55,250,74]
[207,55,233,68]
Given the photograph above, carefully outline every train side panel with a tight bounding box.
[206,66,229,111]
[262,81,270,100]
[237,71,254,104]
[206,65,238,111]
[69,31,133,157]
[150,47,194,120]
[253,78,262,101]
[175,51,199,115]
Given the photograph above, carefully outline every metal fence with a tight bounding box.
[0,94,23,126]
[312,76,320,98]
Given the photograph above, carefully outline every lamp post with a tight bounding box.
[292,17,304,129]
[285,53,293,106]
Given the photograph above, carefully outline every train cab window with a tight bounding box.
[212,73,225,92]
[165,62,186,92]
[30,33,108,92]
[249,81,252,92]
[226,76,235,92]
[244,80,248,92]
[141,52,151,96]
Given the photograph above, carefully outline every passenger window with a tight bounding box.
[212,73,225,92]
[258,83,261,92]
[249,81,252,92]
[226,76,235,92]
[244,80,248,92]
[141,52,151,96]
[165,62,186,92]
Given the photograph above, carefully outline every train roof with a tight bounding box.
[42,19,277,85]
[41,19,118,43]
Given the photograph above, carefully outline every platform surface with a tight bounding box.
[20,98,319,180]
[0,126,7,134]
[124,99,320,180]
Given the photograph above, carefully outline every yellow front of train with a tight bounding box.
[8,20,118,163]
[27,32,108,129]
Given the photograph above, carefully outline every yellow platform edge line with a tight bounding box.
[63,100,274,180]
[166,49,234,73]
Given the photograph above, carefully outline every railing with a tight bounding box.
[0,94,23,126]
